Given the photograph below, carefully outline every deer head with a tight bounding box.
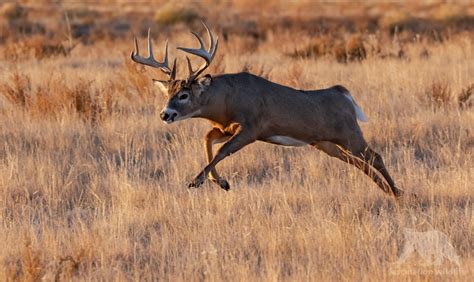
[131,22,218,123]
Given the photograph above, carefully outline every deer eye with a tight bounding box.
[179,93,189,100]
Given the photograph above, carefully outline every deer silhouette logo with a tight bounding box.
[396,228,461,266]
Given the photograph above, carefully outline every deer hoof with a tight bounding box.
[219,180,230,191]
[188,180,203,188]
[188,174,205,188]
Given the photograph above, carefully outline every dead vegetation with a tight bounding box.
[3,36,77,60]
[0,1,472,281]
[424,81,474,110]
[0,70,115,124]
[425,81,453,109]
[297,35,369,63]
[458,84,474,109]
[153,2,201,26]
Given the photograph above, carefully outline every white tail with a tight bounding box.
[344,93,368,122]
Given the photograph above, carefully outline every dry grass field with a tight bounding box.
[0,1,473,281]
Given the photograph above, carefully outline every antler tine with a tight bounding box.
[185,56,194,73]
[192,31,206,52]
[130,28,173,77]
[160,40,170,74]
[147,28,154,60]
[170,58,177,80]
[210,37,219,61]
[177,33,210,63]
[177,22,219,83]
[133,37,139,56]
[183,56,197,83]
[203,21,215,57]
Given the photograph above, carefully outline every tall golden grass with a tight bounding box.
[0,2,472,281]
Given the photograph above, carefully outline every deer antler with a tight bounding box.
[177,22,218,83]
[131,28,176,80]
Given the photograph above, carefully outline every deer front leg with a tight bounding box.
[189,126,255,188]
[205,128,231,190]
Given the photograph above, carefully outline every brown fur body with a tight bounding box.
[197,73,361,147]
[160,72,403,198]
[132,24,402,197]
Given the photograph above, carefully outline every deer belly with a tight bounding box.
[265,136,308,147]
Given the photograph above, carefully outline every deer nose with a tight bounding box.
[160,108,178,123]
[160,112,169,121]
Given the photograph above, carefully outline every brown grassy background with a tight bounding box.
[0,1,473,280]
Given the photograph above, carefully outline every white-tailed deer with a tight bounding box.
[131,23,404,198]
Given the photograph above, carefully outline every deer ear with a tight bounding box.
[191,75,212,99]
[197,74,212,89]
[152,79,169,95]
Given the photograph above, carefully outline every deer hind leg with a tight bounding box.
[204,128,231,190]
[356,147,404,197]
[313,141,402,197]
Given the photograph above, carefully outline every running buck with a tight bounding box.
[131,23,404,198]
